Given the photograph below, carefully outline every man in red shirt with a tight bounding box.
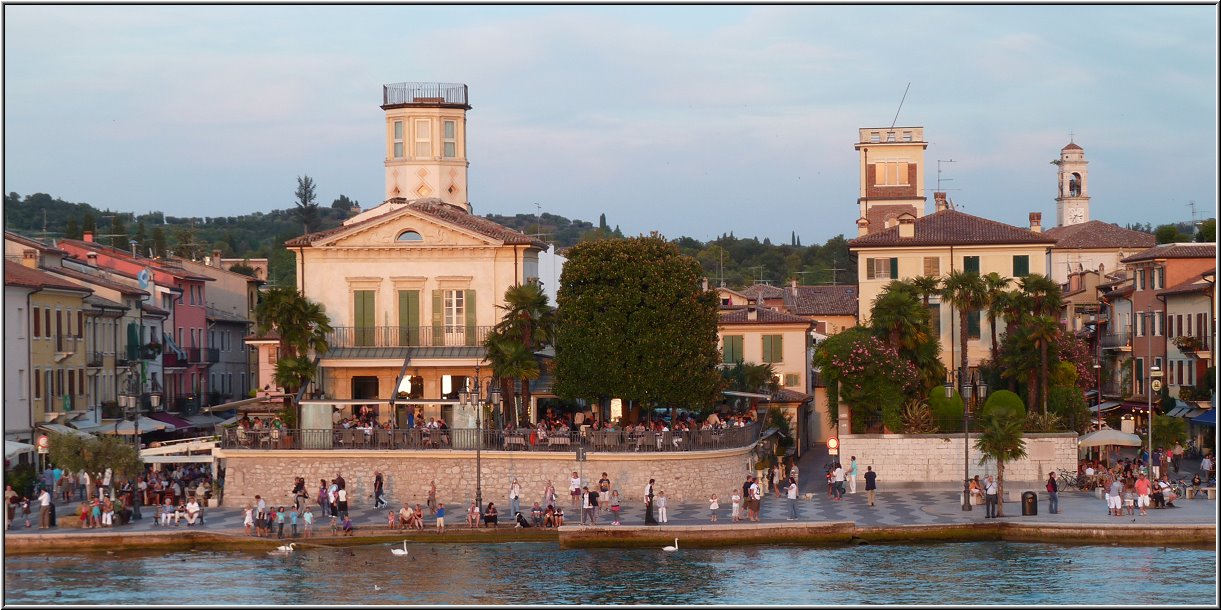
[1134,473,1152,516]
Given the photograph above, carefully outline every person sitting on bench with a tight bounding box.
[160,498,175,526]
[482,502,498,528]
[1190,474,1203,497]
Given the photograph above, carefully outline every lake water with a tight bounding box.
[3,541,1215,605]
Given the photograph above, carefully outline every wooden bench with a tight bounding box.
[1185,486,1216,500]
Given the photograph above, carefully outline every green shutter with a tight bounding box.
[889,258,899,280]
[865,258,876,280]
[432,290,444,346]
[464,289,477,346]
[773,335,783,362]
[967,310,981,339]
[964,256,980,274]
[1012,255,1029,277]
[398,290,420,345]
[723,335,743,364]
[928,303,941,337]
[354,290,375,346]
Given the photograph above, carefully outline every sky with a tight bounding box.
[3,4,1217,245]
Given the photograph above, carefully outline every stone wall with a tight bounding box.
[215,446,756,510]
[837,433,1078,484]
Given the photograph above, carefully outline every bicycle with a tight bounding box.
[1057,471,1082,491]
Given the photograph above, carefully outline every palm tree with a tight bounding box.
[484,334,540,425]
[255,286,332,423]
[1018,274,1062,318]
[871,281,930,354]
[974,404,1027,516]
[492,283,555,417]
[1026,315,1061,415]
[940,270,987,385]
[981,272,1011,365]
[993,289,1029,340]
[911,275,942,307]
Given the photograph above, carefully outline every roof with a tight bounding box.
[141,302,170,316]
[1044,221,1156,250]
[1121,243,1216,263]
[285,198,547,248]
[4,261,94,293]
[739,283,786,300]
[42,264,147,296]
[206,307,252,324]
[84,294,127,310]
[1157,268,1216,297]
[4,231,68,254]
[719,306,814,326]
[56,239,216,282]
[786,285,858,316]
[848,209,1058,248]
[1062,142,1083,151]
[770,388,813,403]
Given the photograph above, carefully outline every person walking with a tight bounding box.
[864,466,877,506]
[1045,471,1059,514]
[1151,448,1163,480]
[730,491,741,522]
[832,463,845,501]
[427,480,437,516]
[786,476,799,520]
[435,502,446,533]
[1172,442,1184,474]
[509,478,522,519]
[373,472,386,509]
[569,471,582,510]
[1200,454,1214,481]
[848,456,859,494]
[748,476,761,522]
[37,487,52,529]
[643,479,657,525]
[984,475,999,518]
[587,485,599,525]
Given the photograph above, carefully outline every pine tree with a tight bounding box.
[599,213,608,231]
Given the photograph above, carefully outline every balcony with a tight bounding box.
[325,325,493,349]
[382,82,468,108]
[163,351,187,368]
[1101,331,1131,350]
[187,348,202,363]
[87,351,104,367]
[205,347,221,363]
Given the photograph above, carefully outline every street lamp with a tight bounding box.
[947,369,987,511]
[1143,307,1162,475]
[1092,362,1102,433]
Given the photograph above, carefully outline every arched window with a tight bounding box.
[396,230,423,242]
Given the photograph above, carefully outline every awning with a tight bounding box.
[5,440,36,459]
[186,413,224,428]
[202,396,285,413]
[150,411,195,430]
[1089,401,1123,414]
[103,417,174,435]
[1077,428,1144,447]
[216,414,242,428]
[1191,409,1216,427]
[38,423,94,439]
[1167,405,1191,418]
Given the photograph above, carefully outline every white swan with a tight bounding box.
[391,540,409,556]
[275,543,296,552]
[662,538,678,552]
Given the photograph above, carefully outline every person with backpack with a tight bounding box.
[1046,471,1059,514]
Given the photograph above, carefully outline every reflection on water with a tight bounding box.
[3,541,1215,605]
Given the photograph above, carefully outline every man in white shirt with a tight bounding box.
[37,488,52,529]
[832,463,846,500]
[786,476,799,520]
[984,475,999,518]
[185,498,201,526]
[748,477,761,522]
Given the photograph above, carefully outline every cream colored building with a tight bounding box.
[855,126,928,235]
[849,199,1057,372]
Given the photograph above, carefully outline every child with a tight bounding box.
[243,506,254,536]
[289,507,299,538]
[656,490,668,524]
[435,502,446,533]
[709,493,719,522]
[276,507,286,539]
[302,508,313,538]
[731,491,742,522]
[341,513,353,536]
[610,490,621,525]
[21,497,31,529]
[388,510,397,530]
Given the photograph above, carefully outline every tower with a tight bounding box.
[855,127,928,235]
[1055,140,1089,226]
[381,82,472,213]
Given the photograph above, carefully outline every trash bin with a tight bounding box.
[1021,491,1038,516]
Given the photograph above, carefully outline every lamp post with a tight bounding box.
[1144,307,1161,475]
[947,369,987,511]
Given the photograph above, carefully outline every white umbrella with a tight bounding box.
[104,417,174,435]
[1077,428,1143,448]
[4,440,36,460]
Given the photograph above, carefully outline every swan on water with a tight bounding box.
[662,538,678,552]
[391,540,409,556]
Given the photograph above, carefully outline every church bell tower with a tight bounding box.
[1054,140,1090,226]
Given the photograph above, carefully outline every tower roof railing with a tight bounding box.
[382,82,469,108]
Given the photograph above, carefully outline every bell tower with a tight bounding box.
[1054,140,1089,226]
[855,126,927,235]
[381,82,472,213]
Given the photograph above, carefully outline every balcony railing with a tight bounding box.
[382,82,468,107]
[219,421,763,453]
[325,325,493,349]
[205,347,221,363]
[87,351,104,367]
[1101,331,1131,349]
[163,352,187,368]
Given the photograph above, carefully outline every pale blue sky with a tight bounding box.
[3,5,1217,244]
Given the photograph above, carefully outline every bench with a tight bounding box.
[1185,487,1216,500]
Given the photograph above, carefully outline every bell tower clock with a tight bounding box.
[1054,140,1090,227]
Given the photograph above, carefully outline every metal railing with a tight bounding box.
[219,420,763,453]
[205,347,221,363]
[325,325,493,349]
[163,352,187,368]
[382,82,468,107]
[87,351,104,367]
[1100,331,1131,349]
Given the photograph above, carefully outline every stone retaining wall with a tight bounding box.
[837,433,1078,484]
[214,446,756,510]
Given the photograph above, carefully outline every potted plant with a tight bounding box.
[1173,335,1203,353]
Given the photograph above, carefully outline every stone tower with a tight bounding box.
[381,82,472,213]
[854,127,928,235]
[1055,140,1090,226]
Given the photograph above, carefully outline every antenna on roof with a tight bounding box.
[820,257,847,286]
[794,270,816,285]
[936,159,956,191]
[889,82,911,130]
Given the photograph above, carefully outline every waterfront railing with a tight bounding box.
[219,421,762,453]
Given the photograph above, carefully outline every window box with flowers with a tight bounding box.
[1173,335,1204,354]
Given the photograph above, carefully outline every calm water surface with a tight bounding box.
[4,541,1216,605]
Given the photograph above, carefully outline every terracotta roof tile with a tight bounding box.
[1121,243,1216,263]
[1062,142,1083,151]
[786,285,858,316]
[848,209,1058,248]
[770,388,813,403]
[739,283,786,300]
[1157,268,1216,297]
[4,261,93,293]
[4,231,67,254]
[285,198,546,248]
[41,265,147,296]
[1044,220,1156,249]
[718,306,813,326]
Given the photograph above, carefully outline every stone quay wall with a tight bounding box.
[214,446,756,510]
[837,433,1079,485]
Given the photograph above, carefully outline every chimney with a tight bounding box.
[87,252,98,264]
[212,249,223,268]
[747,303,758,321]
[1029,212,1042,233]
[898,215,915,239]
[21,249,37,268]
[83,231,94,242]
[934,192,948,212]
[790,278,798,295]
[856,217,870,237]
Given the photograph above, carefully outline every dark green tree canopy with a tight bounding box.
[554,235,721,412]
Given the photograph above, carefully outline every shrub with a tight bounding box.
[929,387,964,432]
[980,389,1026,421]
[900,399,937,434]
[1048,385,1090,433]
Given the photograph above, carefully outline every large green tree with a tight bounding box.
[293,175,321,233]
[869,280,944,391]
[982,272,1011,364]
[941,269,987,384]
[554,235,721,422]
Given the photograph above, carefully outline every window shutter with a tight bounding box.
[398,290,420,345]
[1012,255,1029,277]
[923,257,939,276]
[964,256,980,274]
[785,373,799,387]
[354,291,375,347]
[928,303,941,337]
[967,311,981,339]
[432,290,444,346]
[865,259,876,280]
[33,307,40,338]
[723,335,743,364]
[464,289,477,346]
[889,258,899,280]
